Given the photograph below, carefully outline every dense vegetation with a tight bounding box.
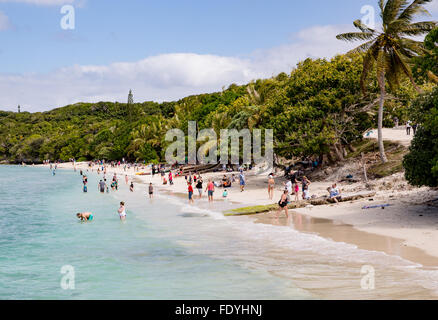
[403,86,438,187]
[0,53,415,165]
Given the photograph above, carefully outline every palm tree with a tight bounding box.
[337,0,436,163]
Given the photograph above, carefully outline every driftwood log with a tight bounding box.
[224,191,376,216]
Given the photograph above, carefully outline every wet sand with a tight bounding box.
[251,210,438,268]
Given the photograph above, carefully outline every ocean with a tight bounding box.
[1,165,438,299]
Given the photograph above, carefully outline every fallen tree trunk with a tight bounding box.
[224,191,376,216]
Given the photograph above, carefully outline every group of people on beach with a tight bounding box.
[275,169,342,218]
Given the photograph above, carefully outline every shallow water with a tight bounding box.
[1,165,437,299]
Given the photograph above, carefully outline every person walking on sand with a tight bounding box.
[169,171,173,185]
[148,183,154,198]
[188,182,194,204]
[268,174,275,200]
[277,190,290,218]
[239,170,246,192]
[130,182,134,192]
[205,179,215,202]
[412,123,418,135]
[125,175,129,185]
[196,177,203,199]
[406,120,412,135]
[118,201,126,221]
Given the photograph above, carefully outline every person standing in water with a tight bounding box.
[125,175,129,185]
[148,183,154,198]
[130,182,134,192]
[277,190,290,218]
[118,202,126,221]
[205,179,215,202]
[196,177,203,199]
[76,212,93,222]
[98,180,105,193]
[188,182,194,204]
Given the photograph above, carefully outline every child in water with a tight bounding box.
[118,202,126,220]
[222,188,228,198]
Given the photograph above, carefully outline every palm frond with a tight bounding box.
[336,32,375,42]
[398,0,432,23]
[353,19,376,33]
[347,39,376,55]
[391,46,421,92]
[400,21,437,36]
[397,37,428,57]
[360,42,381,94]
[383,0,407,24]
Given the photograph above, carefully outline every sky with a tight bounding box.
[0,0,437,112]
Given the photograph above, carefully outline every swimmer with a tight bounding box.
[118,201,126,220]
[76,212,93,222]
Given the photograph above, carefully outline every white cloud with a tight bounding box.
[0,11,11,31]
[0,24,358,112]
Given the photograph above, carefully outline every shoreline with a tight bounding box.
[37,161,438,268]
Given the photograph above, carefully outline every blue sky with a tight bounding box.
[0,0,437,111]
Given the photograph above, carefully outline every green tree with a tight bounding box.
[403,86,438,187]
[413,27,438,84]
[337,0,436,163]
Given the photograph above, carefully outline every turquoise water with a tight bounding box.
[0,166,309,299]
[1,165,438,300]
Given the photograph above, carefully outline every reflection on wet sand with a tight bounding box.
[254,211,438,268]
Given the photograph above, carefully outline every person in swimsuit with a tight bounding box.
[205,179,215,202]
[76,212,93,222]
[293,178,300,202]
[130,182,134,192]
[268,174,275,200]
[148,183,153,198]
[277,190,290,218]
[118,202,126,220]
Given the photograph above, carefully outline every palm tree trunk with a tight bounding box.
[378,72,388,163]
